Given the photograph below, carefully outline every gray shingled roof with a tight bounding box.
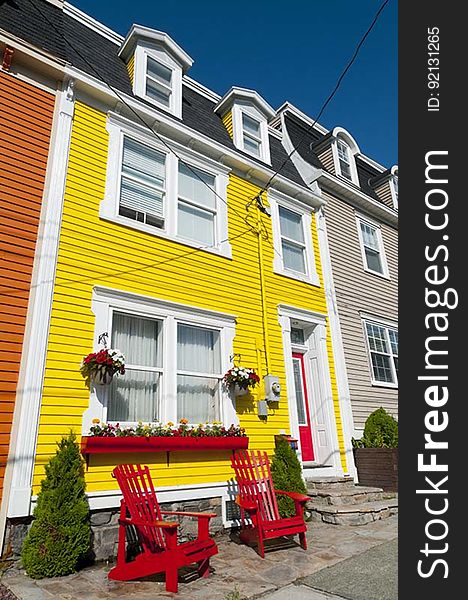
[0,0,307,188]
[284,112,386,202]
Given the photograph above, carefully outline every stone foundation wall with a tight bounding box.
[2,496,224,562]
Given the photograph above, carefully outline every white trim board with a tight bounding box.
[5,79,76,519]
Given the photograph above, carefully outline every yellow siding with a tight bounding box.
[126,55,135,86]
[222,110,233,139]
[34,101,347,494]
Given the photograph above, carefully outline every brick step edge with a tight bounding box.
[307,491,393,507]
[306,499,398,526]
[305,477,355,490]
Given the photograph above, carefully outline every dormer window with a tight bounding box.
[145,56,173,108]
[242,113,262,157]
[214,87,275,165]
[119,25,193,119]
[330,127,360,186]
[336,139,352,180]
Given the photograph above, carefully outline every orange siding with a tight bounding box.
[0,72,55,505]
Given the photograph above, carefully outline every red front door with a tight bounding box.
[292,353,314,462]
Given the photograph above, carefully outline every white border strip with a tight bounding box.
[5,79,75,519]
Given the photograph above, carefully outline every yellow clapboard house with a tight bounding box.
[5,8,354,536]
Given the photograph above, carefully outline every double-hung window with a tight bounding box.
[364,321,398,386]
[357,216,388,277]
[279,206,307,275]
[108,312,163,422]
[242,113,262,158]
[177,163,217,245]
[337,139,352,180]
[177,324,222,423]
[88,290,238,432]
[119,137,166,228]
[145,56,173,109]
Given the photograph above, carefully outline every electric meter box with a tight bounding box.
[264,374,281,402]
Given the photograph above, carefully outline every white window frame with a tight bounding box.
[133,45,183,118]
[331,134,360,186]
[355,213,390,279]
[362,315,398,388]
[232,104,271,164]
[390,168,398,209]
[101,114,232,258]
[176,163,218,247]
[270,191,320,286]
[82,286,238,433]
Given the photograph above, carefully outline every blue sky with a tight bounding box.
[72,0,397,168]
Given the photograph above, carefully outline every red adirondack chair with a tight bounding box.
[108,464,218,593]
[231,449,309,557]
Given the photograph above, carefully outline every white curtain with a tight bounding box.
[108,313,162,422]
[177,324,220,423]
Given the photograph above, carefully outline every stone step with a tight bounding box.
[305,476,355,490]
[306,497,398,526]
[307,485,393,506]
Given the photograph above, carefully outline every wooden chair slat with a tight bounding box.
[231,449,308,558]
[108,464,218,593]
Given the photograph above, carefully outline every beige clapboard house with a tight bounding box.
[274,104,398,436]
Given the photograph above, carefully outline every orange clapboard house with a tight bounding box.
[0,67,55,507]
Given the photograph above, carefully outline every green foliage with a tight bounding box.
[352,407,398,449]
[270,436,307,518]
[224,587,242,600]
[21,432,91,579]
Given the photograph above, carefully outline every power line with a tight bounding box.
[0,229,253,299]
[255,0,391,199]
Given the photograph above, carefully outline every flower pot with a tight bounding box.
[91,370,114,386]
[353,447,398,492]
[234,384,249,397]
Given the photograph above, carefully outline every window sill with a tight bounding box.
[99,210,232,259]
[370,381,398,389]
[363,267,391,281]
[274,267,320,287]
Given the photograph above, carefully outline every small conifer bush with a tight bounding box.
[352,407,398,448]
[270,436,307,518]
[21,432,91,578]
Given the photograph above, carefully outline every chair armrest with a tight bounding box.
[119,516,179,529]
[235,497,258,512]
[275,490,310,503]
[161,510,217,519]
[161,510,216,542]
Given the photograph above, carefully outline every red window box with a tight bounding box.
[81,435,249,455]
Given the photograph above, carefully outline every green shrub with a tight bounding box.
[270,436,307,518]
[352,407,398,449]
[21,432,91,578]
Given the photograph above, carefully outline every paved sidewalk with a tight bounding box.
[0,515,397,600]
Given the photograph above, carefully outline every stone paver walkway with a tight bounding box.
[0,515,397,600]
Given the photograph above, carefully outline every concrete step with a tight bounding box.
[307,485,393,506]
[305,476,355,490]
[306,496,398,526]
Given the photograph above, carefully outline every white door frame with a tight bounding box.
[278,305,344,478]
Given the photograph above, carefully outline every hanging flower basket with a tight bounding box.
[233,384,249,397]
[90,370,114,386]
[80,348,125,386]
[223,367,260,396]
